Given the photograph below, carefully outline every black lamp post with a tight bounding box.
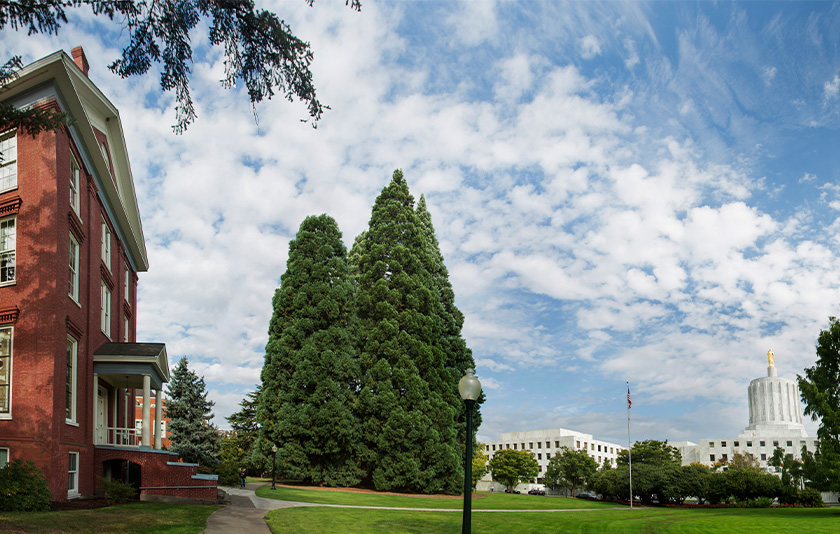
[271,445,278,490]
[459,368,482,534]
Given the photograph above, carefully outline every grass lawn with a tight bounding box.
[255,486,614,510]
[0,501,219,534]
[265,506,840,534]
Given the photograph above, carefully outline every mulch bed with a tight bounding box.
[274,481,484,499]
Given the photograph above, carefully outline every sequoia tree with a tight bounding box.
[0,0,361,132]
[798,317,840,491]
[165,357,221,466]
[258,214,361,487]
[354,170,461,493]
[416,195,482,449]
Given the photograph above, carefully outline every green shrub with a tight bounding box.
[0,460,52,511]
[214,462,240,486]
[101,477,137,504]
[748,496,773,508]
[799,487,824,507]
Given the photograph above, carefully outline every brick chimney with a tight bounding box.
[71,46,89,77]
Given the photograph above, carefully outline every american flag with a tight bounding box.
[627,385,631,409]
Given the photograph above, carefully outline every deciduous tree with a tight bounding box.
[798,316,840,492]
[488,449,539,490]
[544,447,598,497]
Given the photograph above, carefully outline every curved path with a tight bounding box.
[202,484,630,533]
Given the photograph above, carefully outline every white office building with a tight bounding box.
[478,428,625,492]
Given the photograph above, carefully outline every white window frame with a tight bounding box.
[69,234,80,303]
[101,218,111,269]
[70,154,81,217]
[0,447,8,468]
[101,282,111,338]
[66,336,78,424]
[0,326,12,418]
[0,216,16,286]
[68,452,79,496]
[0,130,17,192]
[124,262,130,303]
[124,315,129,342]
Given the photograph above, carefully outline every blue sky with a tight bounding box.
[4,1,840,446]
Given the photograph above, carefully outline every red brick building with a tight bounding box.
[134,395,172,450]
[0,48,216,501]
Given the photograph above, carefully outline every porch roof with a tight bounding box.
[93,343,170,390]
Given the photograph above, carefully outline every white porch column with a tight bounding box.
[92,373,98,444]
[142,375,151,447]
[154,389,162,449]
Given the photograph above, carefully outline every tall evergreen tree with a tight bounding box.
[416,195,482,449]
[258,214,362,487]
[225,388,262,474]
[355,170,460,493]
[164,357,221,466]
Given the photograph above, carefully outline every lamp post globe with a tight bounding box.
[459,368,481,534]
[271,445,278,490]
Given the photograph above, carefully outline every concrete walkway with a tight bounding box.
[202,483,319,534]
[203,484,633,533]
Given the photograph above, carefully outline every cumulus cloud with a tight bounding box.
[824,74,840,101]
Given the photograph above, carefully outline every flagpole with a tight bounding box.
[627,381,633,509]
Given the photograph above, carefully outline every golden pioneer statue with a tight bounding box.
[767,349,775,367]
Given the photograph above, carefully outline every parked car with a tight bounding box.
[504,488,521,494]
[576,492,598,500]
[527,488,546,495]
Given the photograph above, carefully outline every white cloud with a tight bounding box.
[824,74,840,101]
[762,66,777,86]
[579,35,602,59]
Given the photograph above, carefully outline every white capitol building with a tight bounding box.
[672,350,818,468]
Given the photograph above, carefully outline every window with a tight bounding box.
[710,454,715,462]
[124,316,129,342]
[591,443,594,450]
[529,442,533,449]
[598,445,602,452]
[610,447,614,453]
[0,326,11,416]
[0,131,17,191]
[734,441,739,447]
[513,443,517,450]
[721,441,726,447]
[0,217,15,284]
[506,444,510,449]
[521,443,525,450]
[709,442,715,447]
[124,262,130,302]
[66,336,77,422]
[576,440,580,448]
[747,441,752,447]
[773,440,779,447]
[722,453,728,460]
[70,155,81,216]
[68,452,79,495]
[786,441,792,447]
[101,218,111,267]
[537,453,541,460]
[760,453,767,461]
[537,442,541,449]
[760,441,765,447]
[0,447,7,468]
[555,441,560,448]
[546,453,550,459]
[160,420,167,436]
[492,444,496,451]
[69,234,79,301]
[486,445,490,452]
[101,282,111,338]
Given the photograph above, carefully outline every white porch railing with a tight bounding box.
[96,426,141,447]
